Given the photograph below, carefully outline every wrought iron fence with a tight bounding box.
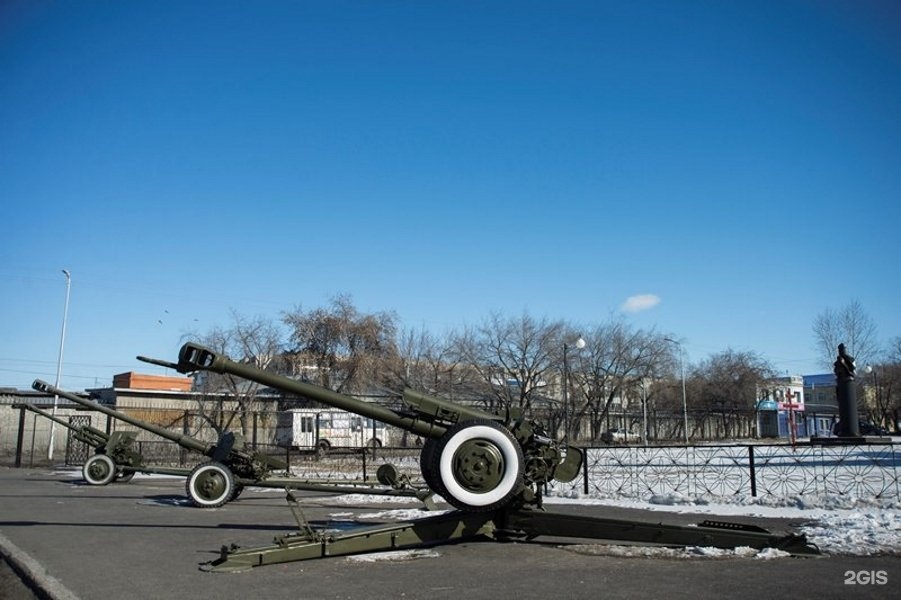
[548,443,901,501]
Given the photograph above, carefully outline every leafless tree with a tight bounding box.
[863,336,901,432]
[281,293,398,394]
[812,300,879,369]
[690,349,776,411]
[568,320,672,441]
[384,326,478,398]
[450,312,563,414]
[189,311,284,439]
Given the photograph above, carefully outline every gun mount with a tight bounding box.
[22,403,142,485]
[138,342,583,513]
[32,379,286,507]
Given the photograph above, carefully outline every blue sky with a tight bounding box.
[2,1,900,390]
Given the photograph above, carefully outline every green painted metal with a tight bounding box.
[139,343,581,513]
[203,505,820,572]
[33,379,283,477]
[23,403,144,478]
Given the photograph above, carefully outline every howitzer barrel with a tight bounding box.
[139,343,498,439]
[32,379,211,454]
[24,403,90,432]
[22,404,109,445]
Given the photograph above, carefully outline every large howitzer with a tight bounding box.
[32,379,286,507]
[22,403,142,485]
[139,343,820,571]
[138,342,583,513]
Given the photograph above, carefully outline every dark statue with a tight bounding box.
[833,343,856,379]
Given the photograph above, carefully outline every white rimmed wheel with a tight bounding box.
[429,419,524,512]
[82,454,116,486]
[186,462,235,508]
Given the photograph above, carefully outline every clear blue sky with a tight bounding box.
[2,1,900,390]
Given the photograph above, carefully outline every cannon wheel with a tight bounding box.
[419,438,440,492]
[186,462,235,508]
[82,453,117,486]
[230,483,245,501]
[428,419,524,512]
[115,470,136,483]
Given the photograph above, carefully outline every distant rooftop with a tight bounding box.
[804,373,836,387]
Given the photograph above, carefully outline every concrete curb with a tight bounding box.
[0,531,80,600]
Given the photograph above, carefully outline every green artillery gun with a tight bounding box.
[32,379,286,507]
[138,342,583,513]
[140,343,819,571]
[22,403,142,485]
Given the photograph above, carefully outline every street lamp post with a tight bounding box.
[640,378,648,445]
[664,337,689,445]
[562,335,586,441]
[47,269,71,461]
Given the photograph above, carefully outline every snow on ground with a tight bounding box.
[325,490,901,558]
[52,468,901,559]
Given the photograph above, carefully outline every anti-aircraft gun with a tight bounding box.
[32,379,286,507]
[138,343,820,571]
[21,403,142,485]
[138,342,583,513]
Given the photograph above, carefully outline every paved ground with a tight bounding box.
[0,466,898,600]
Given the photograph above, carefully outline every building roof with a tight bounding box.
[804,373,836,387]
[111,372,193,391]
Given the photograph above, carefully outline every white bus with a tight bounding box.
[276,408,387,455]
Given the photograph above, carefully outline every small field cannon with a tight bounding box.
[138,342,583,513]
[32,379,285,507]
[22,403,142,485]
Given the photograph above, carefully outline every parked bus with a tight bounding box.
[276,408,387,455]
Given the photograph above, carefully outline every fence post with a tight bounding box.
[748,445,757,497]
[583,449,589,495]
[284,444,291,474]
[15,405,26,468]
[361,447,368,482]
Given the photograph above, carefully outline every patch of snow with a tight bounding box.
[344,549,441,563]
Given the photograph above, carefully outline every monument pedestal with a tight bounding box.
[809,435,892,446]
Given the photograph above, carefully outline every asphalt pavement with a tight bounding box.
[0,466,898,600]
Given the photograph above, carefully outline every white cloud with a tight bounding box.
[621,294,661,313]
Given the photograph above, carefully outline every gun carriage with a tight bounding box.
[136,343,819,571]
[32,379,427,507]
[21,403,142,484]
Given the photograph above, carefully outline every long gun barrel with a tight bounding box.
[138,343,500,440]
[33,379,212,455]
[22,403,109,448]
[139,342,583,513]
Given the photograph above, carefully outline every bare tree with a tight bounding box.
[281,293,398,394]
[812,300,879,369]
[864,336,901,432]
[568,320,672,442]
[190,311,284,439]
[451,312,563,414]
[691,349,775,411]
[383,326,481,397]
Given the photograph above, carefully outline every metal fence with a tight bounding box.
[548,443,901,501]
[3,406,897,501]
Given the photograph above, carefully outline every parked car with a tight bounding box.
[831,420,890,436]
[600,428,641,445]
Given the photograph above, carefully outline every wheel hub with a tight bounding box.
[452,439,505,493]
[87,460,111,480]
[197,471,227,500]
